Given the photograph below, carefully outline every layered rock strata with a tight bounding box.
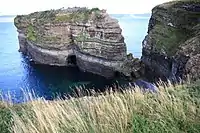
[14,7,142,79]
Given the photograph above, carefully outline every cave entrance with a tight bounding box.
[67,55,77,66]
[114,71,121,78]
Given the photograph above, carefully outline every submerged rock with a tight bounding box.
[130,79,157,92]
[142,1,200,81]
[14,7,142,79]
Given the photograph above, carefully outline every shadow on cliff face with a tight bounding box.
[20,55,128,100]
[67,55,77,66]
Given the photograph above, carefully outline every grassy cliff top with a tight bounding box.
[14,7,104,43]
[14,7,102,29]
[156,0,200,9]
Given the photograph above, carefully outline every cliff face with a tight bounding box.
[14,8,142,79]
[142,1,200,81]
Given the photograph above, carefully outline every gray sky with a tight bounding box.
[0,0,169,15]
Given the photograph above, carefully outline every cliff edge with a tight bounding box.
[142,0,200,81]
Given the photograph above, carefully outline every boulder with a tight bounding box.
[142,1,200,81]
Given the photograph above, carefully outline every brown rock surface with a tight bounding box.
[14,7,142,79]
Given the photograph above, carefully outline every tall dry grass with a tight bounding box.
[7,83,200,133]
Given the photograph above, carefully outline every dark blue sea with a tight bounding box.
[0,14,150,103]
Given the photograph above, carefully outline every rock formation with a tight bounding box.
[142,1,200,81]
[130,79,158,92]
[14,7,142,79]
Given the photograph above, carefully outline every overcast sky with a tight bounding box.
[0,0,170,15]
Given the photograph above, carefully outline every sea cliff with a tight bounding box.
[142,0,200,81]
[14,8,142,79]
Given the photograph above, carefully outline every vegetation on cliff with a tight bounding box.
[0,82,200,133]
[149,24,189,56]
[146,0,200,55]
[55,8,101,23]
[27,24,37,41]
[14,7,101,26]
[14,7,102,43]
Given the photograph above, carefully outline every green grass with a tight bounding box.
[0,82,199,133]
[150,24,190,55]
[0,105,12,133]
[27,24,37,42]
[75,31,90,42]
[55,8,101,23]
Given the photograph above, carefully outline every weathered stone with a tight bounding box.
[118,54,145,80]
[142,0,200,81]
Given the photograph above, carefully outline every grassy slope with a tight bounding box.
[0,82,200,133]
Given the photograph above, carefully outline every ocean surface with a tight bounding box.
[0,14,150,103]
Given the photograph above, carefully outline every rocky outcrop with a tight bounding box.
[14,7,142,79]
[142,1,200,81]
